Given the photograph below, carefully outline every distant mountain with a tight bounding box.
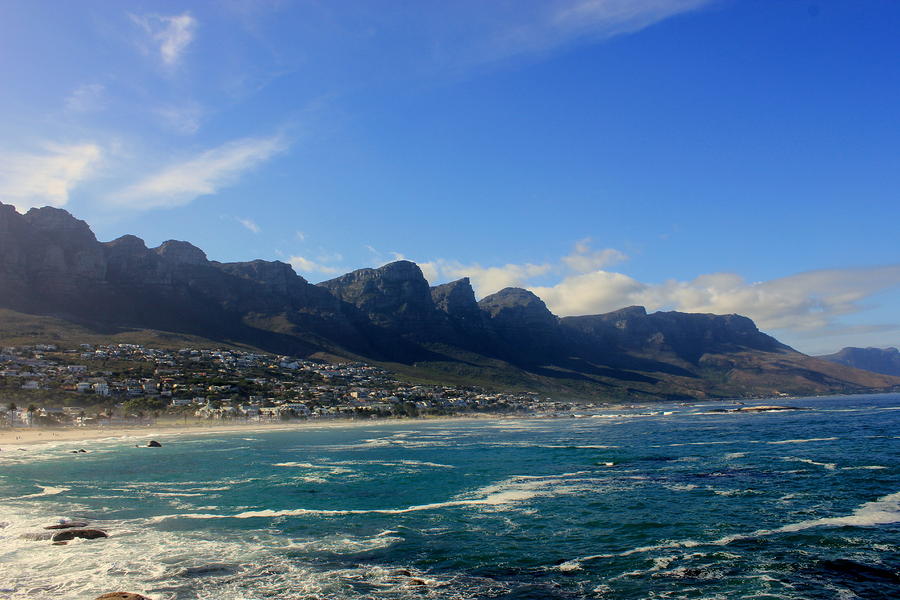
[817,347,900,376]
[2,201,898,400]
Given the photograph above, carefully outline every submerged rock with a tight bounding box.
[146,440,162,447]
[44,521,88,530]
[51,528,108,542]
[94,594,150,600]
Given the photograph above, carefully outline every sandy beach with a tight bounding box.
[0,415,502,450]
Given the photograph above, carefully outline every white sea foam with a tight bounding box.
[8,485,69,500]
[555,491,900,571]
[285,531,403,554]
[666,484,698,491]
[766,437,838,445]
[150,473,596,522]
[841,465,887,470]
[773,491,900,532]
[0,506,442,600]
[780,457,837,470]
[724,452,747,460]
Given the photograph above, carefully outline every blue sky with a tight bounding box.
[1,0,898,354]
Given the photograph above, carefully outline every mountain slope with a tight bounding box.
[817,347,900,376]
[1,201,898,400]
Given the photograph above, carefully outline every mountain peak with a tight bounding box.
[154,240,208,265]
[431,277,478,316]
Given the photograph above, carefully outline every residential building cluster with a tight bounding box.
[1,343,567,426]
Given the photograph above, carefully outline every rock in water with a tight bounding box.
[44,521,88,530]
[147,440,162,447]
[51,528,108,542]
[94,594,151,600]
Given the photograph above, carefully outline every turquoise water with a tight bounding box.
[1,394,898,599]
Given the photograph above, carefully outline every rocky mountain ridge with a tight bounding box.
[1,201,898,400]
[817,346,900,377]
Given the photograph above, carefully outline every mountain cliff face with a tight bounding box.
[561,306,789,365]
[818,347,900,376]
[1,201,898,400]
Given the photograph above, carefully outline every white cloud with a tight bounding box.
[65,83,107,113]
[133,12,197,66]
[112,135,287,210]
[562,238,627,273]
[0,143,102,211]
[236,217,260,233]
[418,239,621,295]
[415,238,900,346]
[289,255,342,276]
[295,231,306,242]
[529,265,900,336]
[420,259,553,296]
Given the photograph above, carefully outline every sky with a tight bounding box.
[0,0,898,355]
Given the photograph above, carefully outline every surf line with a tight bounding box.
[556,490,900,572]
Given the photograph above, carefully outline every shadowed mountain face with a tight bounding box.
[1,201,898,399]
[818,347,900,376]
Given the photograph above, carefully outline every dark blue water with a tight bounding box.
[2,394,898,599]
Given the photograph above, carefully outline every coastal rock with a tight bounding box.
[51,528,108,542]
[44,521,88,530]
[94,594,151,600]
[147,440,162,447]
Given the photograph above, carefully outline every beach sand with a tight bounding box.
[0,415,498,449]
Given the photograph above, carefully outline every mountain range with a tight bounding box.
[817,347,900,377]
[1,201,898,400]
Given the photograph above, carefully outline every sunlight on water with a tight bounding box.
[1,394,898,599]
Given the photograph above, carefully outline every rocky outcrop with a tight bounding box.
[94,593,151,600]
[319,261,433,326]
[146,440,162,447]
[561,306,788,364]
[319,261,454,344]
[51,528,108,542]
[154,240,207,265]
[431,278,489,341]
[817,347,900,376]
[478,288,564,363]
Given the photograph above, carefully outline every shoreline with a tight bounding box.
[0,414,514,450]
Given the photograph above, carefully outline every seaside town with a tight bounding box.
[0,343,568,428]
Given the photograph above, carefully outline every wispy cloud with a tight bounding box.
[155,102,204,134]
[236,217,260,233]
[132,12,198,67]
[112,135,287,210]
[65,83,107,113]
[0,143,102,211]
[459,0,713,68]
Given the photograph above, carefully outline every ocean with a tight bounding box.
[1,394,898,599]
